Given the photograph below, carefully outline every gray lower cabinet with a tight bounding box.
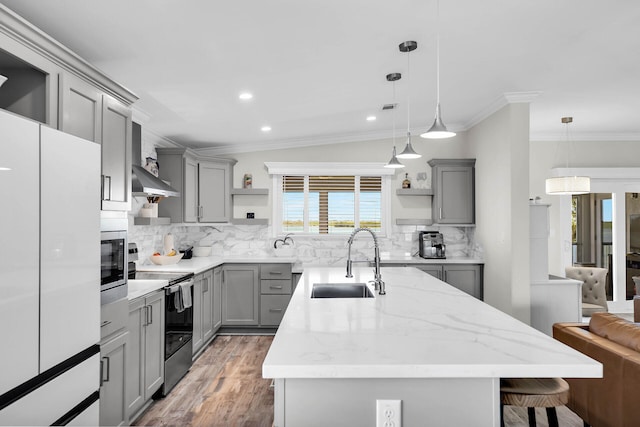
[221,264,260,326]
[416,265,443,281]
[125,290,164,420]
[260,264,293,326]
[443,264,483,300]
[193,269,215,357]
[99,330,128,427]
[212,267,222,331]
[384,263,483,300]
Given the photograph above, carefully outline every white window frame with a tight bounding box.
[266,162,393,238]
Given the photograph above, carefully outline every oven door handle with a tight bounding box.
[166,278,195,295]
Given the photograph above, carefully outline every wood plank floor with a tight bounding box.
[133,335,585,427]
[133,335,274,427]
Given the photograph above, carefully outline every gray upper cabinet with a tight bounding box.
[0,7,138,212]
[101,94,132,211]
[60,74,134,211]
[59,73,102,143]
[428,159,475,225]
[156,148,236,223]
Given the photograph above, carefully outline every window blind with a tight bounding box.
[281,175,382,234]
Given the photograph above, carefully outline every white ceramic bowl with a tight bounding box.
[149,252,184,265]
[193,246,212,257]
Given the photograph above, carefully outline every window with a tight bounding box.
[267,162,392,236]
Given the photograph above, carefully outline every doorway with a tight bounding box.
[572,193,613,299]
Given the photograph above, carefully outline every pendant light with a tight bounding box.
[420,0,456,139]
[384,73,405,169]
[545,117,590,195]
[397,41,421,159]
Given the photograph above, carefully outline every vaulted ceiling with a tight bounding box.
[3,0,640,154]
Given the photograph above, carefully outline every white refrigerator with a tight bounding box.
[0,109,101,425]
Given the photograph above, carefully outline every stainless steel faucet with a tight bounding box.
[346,228,385,295]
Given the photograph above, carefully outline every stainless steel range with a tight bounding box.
[129,245,195,396]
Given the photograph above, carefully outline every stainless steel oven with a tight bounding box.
[100,218,128,305]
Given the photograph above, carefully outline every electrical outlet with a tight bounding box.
[376,399,401,427]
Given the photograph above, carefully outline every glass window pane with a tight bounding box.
[309,192,319,234]
[282,192,304,232]
[328,192,354,234]
[360,191,381,231]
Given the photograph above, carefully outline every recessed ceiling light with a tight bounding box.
[366,115,376,121]
[239,92,253,100]
[261,126,272,132]
[0,167,11,171]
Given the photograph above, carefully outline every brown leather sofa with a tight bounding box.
[553,313,640,427]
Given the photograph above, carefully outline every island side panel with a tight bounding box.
[277,377,499,427]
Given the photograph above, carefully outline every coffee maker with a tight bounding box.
[419,231,446,259]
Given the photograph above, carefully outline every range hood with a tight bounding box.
[131,122,180,197]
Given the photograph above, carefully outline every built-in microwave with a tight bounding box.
[100,229,128,304]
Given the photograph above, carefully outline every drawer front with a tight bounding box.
[260,279,292,295]
[260,263,292,280]
[260,295,291,326]
[100,297,128,340]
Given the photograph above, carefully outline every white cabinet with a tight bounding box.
[428,159,475,225]
[0,111,101,401]
[0,111,40,395]
[40,125,101,370]
[221,264,260,326]
[126,291,165,418]
[156,148,236,223]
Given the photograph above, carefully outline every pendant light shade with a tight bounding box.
[545,176,590,195]
[384,72,405,169]
[420,0,455,140]
[421,104,456,139]
[545,117,590,195]
[398,132,421,159]
[397,41,421,159]
[385,146,405,169]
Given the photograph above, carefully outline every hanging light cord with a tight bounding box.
[436,0,441,105]
[393,80,397,147]
[406,44,411,135]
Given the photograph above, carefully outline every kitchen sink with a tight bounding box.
[310,283,374,298]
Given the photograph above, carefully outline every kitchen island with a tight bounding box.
[262,266,601,427]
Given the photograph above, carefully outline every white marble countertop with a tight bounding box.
[262,266,602,379]
[378,255,483,264]
[127,279,168,300]
[135,255,298,275]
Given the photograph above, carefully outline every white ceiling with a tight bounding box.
[3,0,640,154]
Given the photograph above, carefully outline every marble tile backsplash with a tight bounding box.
[127,215,478,266]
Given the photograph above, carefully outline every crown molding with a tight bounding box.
[531,131,640,142]
[461,91,541,131]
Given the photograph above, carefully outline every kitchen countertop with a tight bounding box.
[127,279,168,300]
[262,266,601,379]
[378,255,483,264]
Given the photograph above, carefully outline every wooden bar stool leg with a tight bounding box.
[527,407,536,427]
[546,407,559,427]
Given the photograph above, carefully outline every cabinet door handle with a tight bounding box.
[269,308,283,313]
[269,271,283,275]
[148,304,153,325]
[270,285,283,290]
[439,207,442,220]
[101,357,110,384]
[103,175,112,200]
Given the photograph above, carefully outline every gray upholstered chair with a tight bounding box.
[565,266,609,317]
